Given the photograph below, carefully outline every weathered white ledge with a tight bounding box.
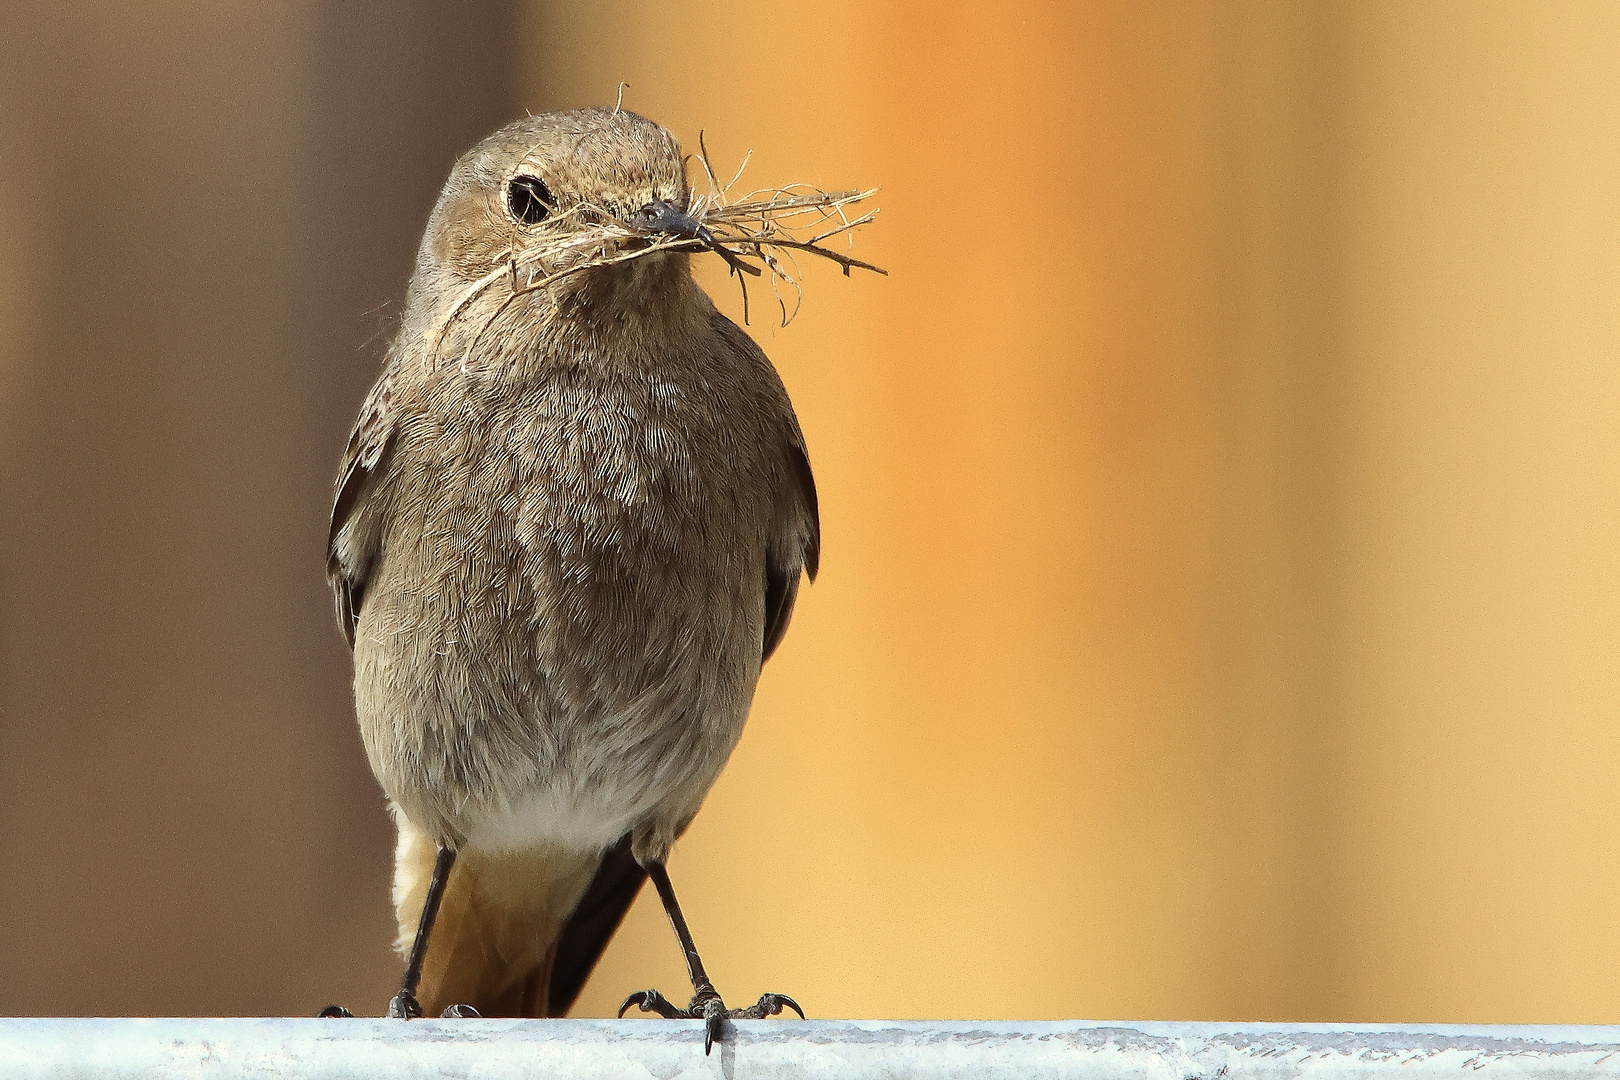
[6,1018,1620,1080]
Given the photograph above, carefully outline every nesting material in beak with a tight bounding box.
[434,140,882,343]
[637,200,762,279]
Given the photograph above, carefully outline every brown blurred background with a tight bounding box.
[1,0,1616,1023]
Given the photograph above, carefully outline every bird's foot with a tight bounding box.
[619,988,804,1054]
[386,991,423,1019]
[317,998,475,1019]
[618,987,688,1019]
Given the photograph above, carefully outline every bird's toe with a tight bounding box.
[386,991,423,1019]
[732,992,805,1020]
[619,988,685,1019]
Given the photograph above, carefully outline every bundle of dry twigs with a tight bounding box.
[426,136,884,367]
[509,133,885,326]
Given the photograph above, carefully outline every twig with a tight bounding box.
[472,146,882,329]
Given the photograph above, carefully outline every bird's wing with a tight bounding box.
[327,353,401,648]
[547,834,647,1016]
[763,436,819,663]
[708,312,821,665]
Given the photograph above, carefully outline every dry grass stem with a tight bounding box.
[503,133,883,327]
[424,135,884,367]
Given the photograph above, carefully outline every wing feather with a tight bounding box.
[327,355,400,648]
[709,314,820,665]
[762,440,817,665]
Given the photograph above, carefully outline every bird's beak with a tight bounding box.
[639,200,705,240]
[636,200,761,277]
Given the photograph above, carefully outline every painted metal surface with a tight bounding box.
[6,1018,1620,1079]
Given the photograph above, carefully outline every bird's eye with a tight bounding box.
[507,176,553,225]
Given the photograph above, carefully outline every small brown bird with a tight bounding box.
[322,108,828,1052]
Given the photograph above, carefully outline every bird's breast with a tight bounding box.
[354,361,776,848]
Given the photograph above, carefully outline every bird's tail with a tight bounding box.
[392,814,601,1018]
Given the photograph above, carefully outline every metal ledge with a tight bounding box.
[6,1018,1620,1079]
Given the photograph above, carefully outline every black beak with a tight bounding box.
[640,200,705,240]
[637,200,761,277]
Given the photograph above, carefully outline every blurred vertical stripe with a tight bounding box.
[0,0,519,1015]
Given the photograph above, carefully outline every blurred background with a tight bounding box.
[1,0,1616,1023]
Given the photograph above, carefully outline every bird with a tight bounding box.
[320,107,822,1053]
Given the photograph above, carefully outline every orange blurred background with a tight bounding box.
[2,1,1616,1023]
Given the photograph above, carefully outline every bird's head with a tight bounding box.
[402,107,881,363]
[427,107,694,277]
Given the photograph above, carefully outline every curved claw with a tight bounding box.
[619,988,685,1019]
[317,1005,353,1018]
[441,1004,481,1018]
[747,993,805,1020]
[386,991,423,1019]
[620,984,799,1053]
[702,997,726,1055]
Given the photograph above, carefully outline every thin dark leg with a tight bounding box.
[647,861,719,1004]
[387,846,456,1019]
[619,860,803,1054]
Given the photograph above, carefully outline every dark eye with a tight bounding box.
[507,176,552,224]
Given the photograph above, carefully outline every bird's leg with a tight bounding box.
[652,860,723,1016]
[319,845,476,1019]
[387,845,457,1019]
[618,861,804,1055]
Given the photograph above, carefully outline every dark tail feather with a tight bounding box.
[547,833,648,1015]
